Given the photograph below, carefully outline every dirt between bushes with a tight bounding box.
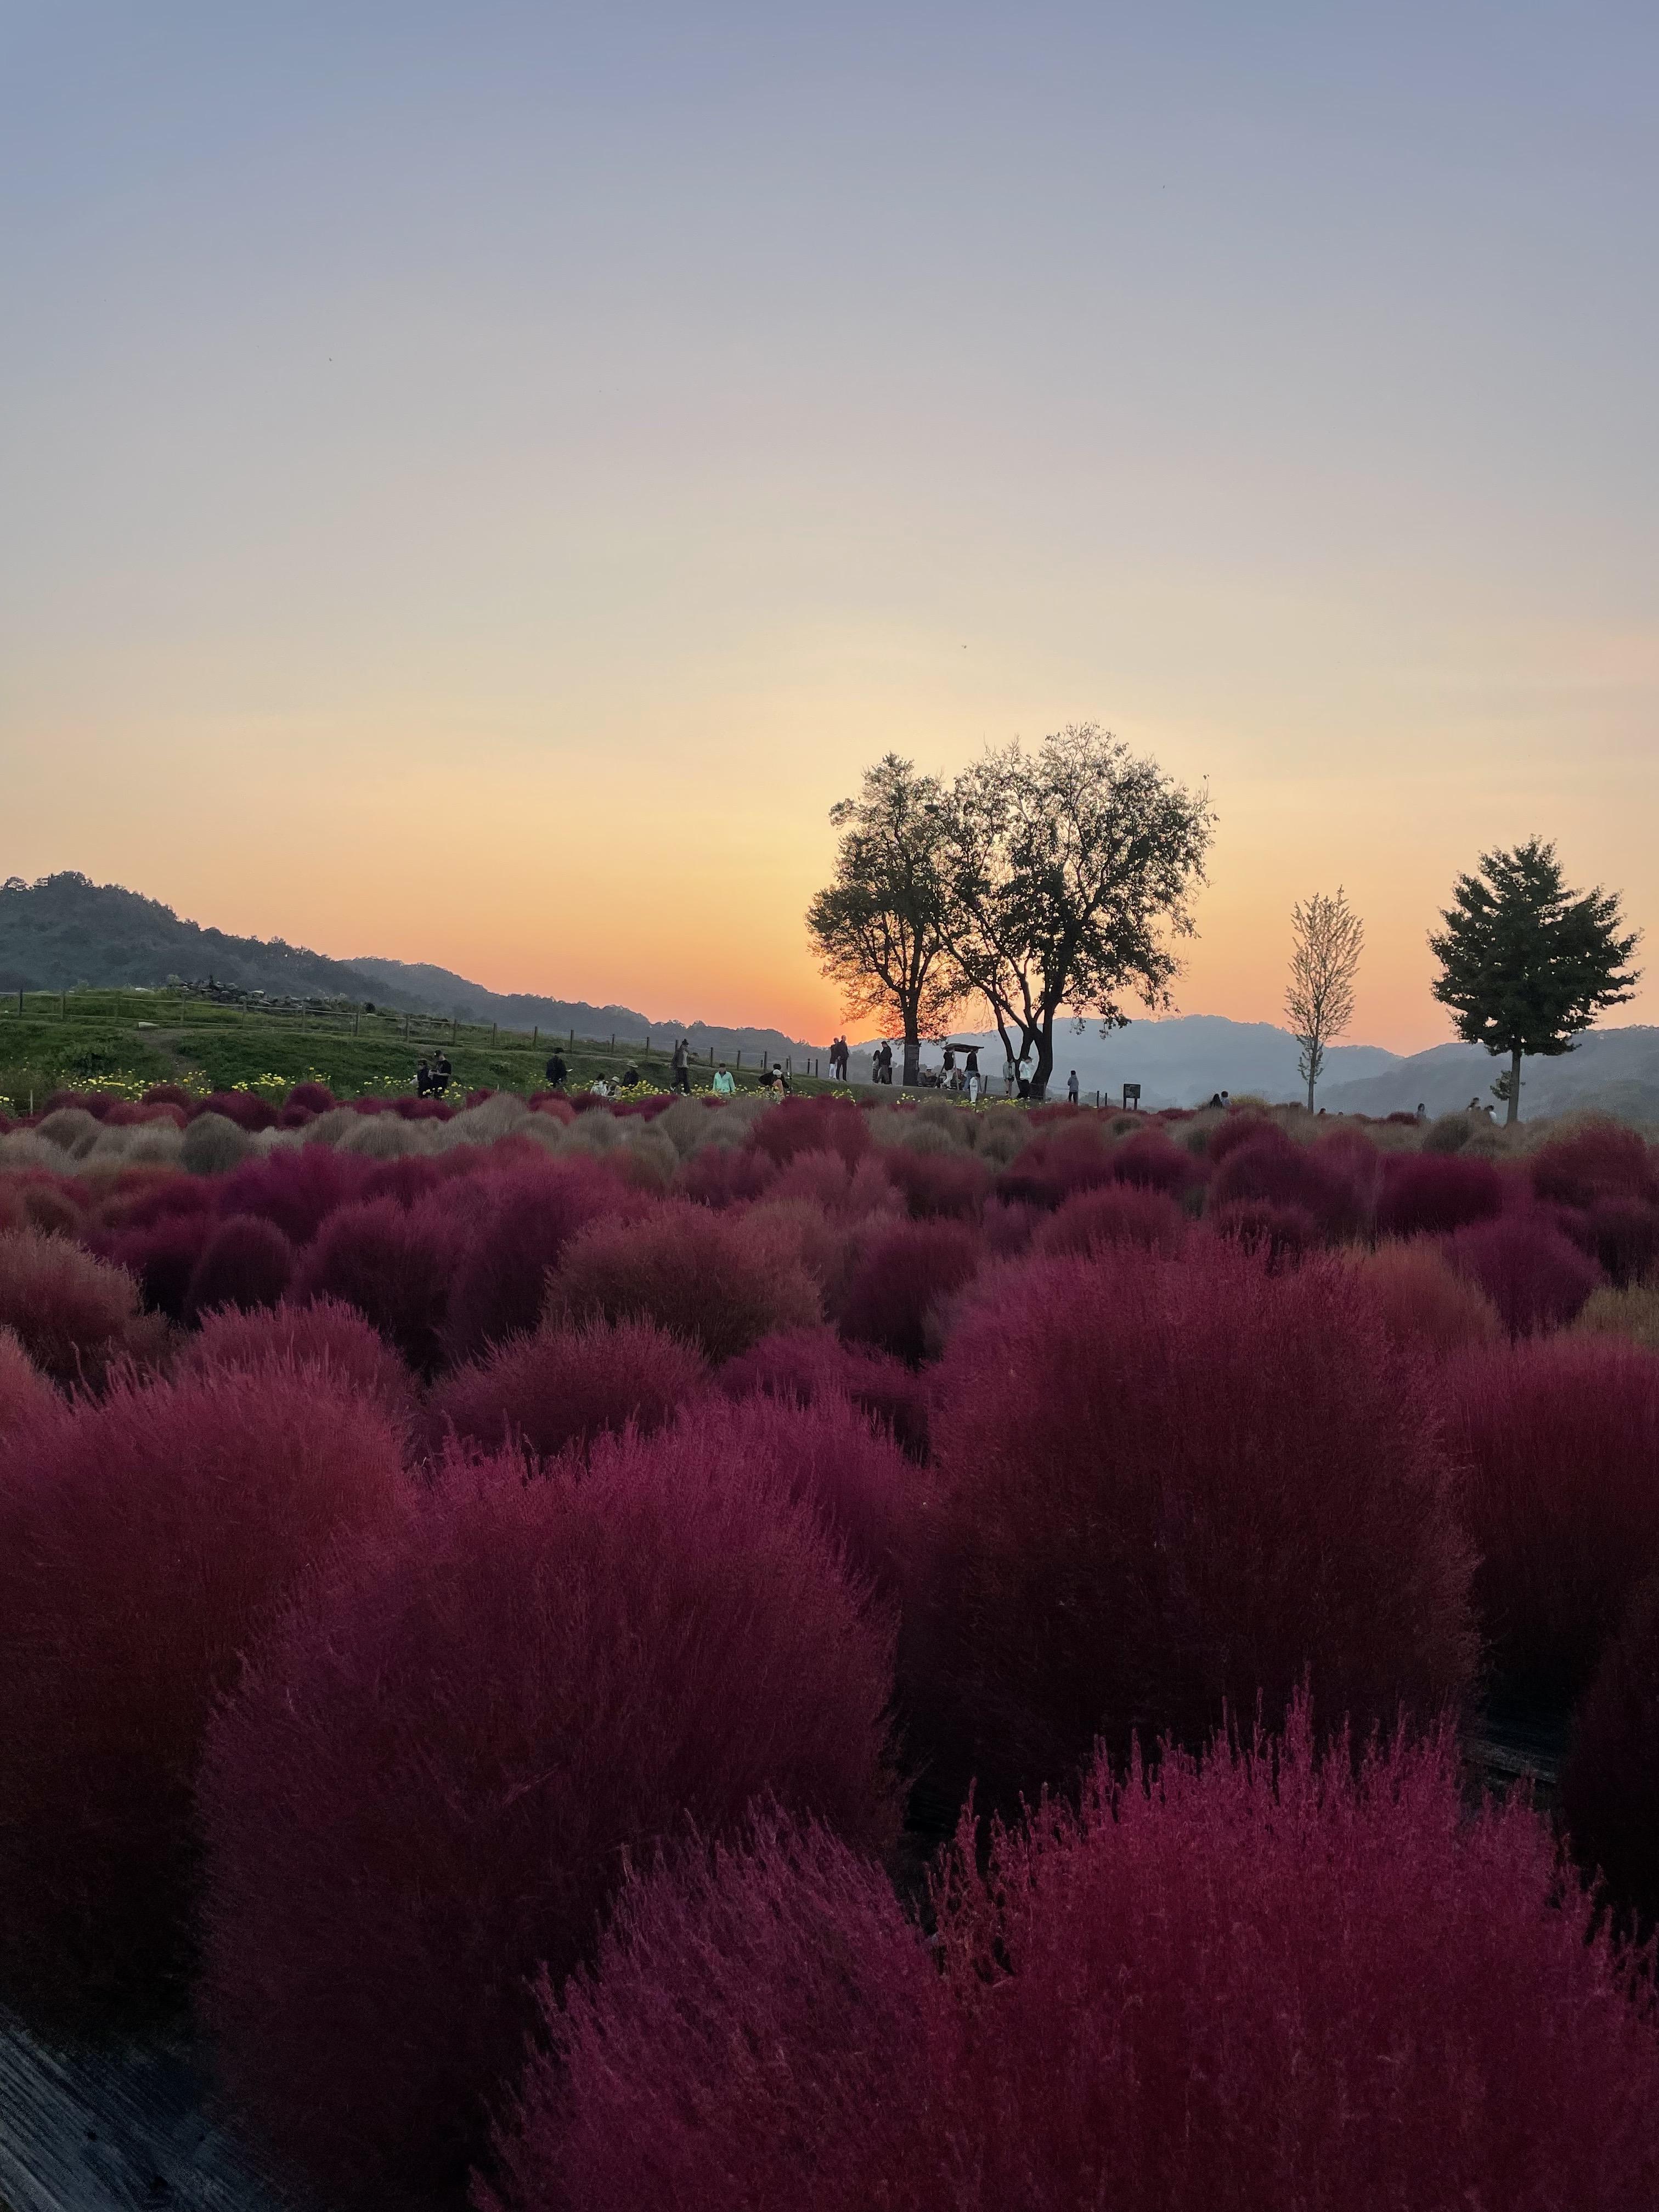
[0,2005,300,2212]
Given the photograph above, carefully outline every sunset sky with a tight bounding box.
[2,3,1654,1050]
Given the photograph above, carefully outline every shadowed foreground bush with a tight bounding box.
[200,1440,901,2211]
[1374,1150,1505,1238]
[485,1703,1659,2212]
[549,1200,820,1363]
[0,1366,404,2032]
[1442,1335,1659,1699]
[0,1324,54,1436]
[1531,1120,1655,1212]
[919,1248,1475,1808]
[1561,1573,1659,1941]
[0,1228,143,1384]
[427,1315,704,1461]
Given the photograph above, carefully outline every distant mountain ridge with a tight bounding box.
[5,873,1654,1118]
[0,873,830,1065]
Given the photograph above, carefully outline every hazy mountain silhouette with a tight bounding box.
[6,873,1652,1116]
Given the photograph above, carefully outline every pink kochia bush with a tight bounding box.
[0,1365,404,2030]
[199,1438,901,2211]
[919,1247,1475,1807]
[1036,1182,1186,1259]
[179,1296,419,1424]
[1441,1335,1659,1697]
[0,1227,143,1384]
[441,1160,636,1366]
[1531,1119,1656,1212]
[1206,1126,1368,1242]
[427,1315,705,1462]
[486,1703,1659,2212]
[549,1199,820,1363]
[1444,1210,1604,1335]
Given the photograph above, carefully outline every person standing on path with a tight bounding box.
[545,1051,568,1087]
[672,1037,692,1094]
[1066,1069,1080,1104]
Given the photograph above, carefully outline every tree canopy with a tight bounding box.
[1429,838,1640,1123]
[944,725,1213,1099]
[805,754,958,1088]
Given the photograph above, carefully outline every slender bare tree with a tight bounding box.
[1285,888,1364,1111]
[805,754,958,1088]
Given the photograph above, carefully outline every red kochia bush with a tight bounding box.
[486,1705,1659,2212]
[1572,1197,1659,1289]
[718,1324,931,1458]
[0,1228,142,1383]
[751,1095,870,1167]
[94,1212,215,1321]
[880,1146,991,1221]
[641,1392,924,1605]
[1440,1335,1659,1698]
[1561,1573,1659,1939]
[921,1248,1475,1807]
[675,1143,778,1208]
[995,1127,1116,1210]
[196,1088,280,1133]
[1206,1127,1367,1240]
[284,1080,337,1114]
[0,1365,404,2030]
[837,1217,981,1363]
[215,1144,366,1244]
[481,1810,946,2212]
[1036,1182,1186,1259]
[441,1160,638,1365]
[427,1316,704,1462]
[1532,1120,1656,1212]
[550,1199,820,1363]
[1375,1149,1505,1237]
[1206,1195,1322,1267]
[183,1214,296,1320]
[1107,1128,1203,1198]
[294,1193,466,1370]
[179,1297,418,1423]
[1445,1210,1604,1335]
[199,1441,900,2211]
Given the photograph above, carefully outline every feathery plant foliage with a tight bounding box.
[1284,887,1364,1111]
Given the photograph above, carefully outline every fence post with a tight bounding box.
[532,1026,538,1050]
[491,1022,496,1041]
[452,1017,458,1044]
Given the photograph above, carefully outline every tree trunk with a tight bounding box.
[902,1028,921,1089]
[1506,1044,1522,1125]
[1029,1015,1056,1102]
[1307,1068,1316,1113]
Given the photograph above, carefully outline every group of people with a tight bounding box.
[414,1051,453,1098]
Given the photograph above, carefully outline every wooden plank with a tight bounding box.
[0,2007,301,2212]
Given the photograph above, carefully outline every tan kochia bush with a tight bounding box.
[35,1107,103,1158]
[1577,1283,1659,1354]
[182,1112,252,1176]
[336,1114,422,1160]
[550,1200,822,1362]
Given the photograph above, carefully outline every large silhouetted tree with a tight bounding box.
[1285,888,1364,1112]
[944,725,1213,1101]
[806,754,957,1090]
[1429,839,1640,1124]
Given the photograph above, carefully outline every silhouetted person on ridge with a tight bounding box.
[433,1050,452,1096]
[546,1051,568,1087]
[1067,1069,1080,1104]
[672,1037,691,1094]
[415,1058,432,1097]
